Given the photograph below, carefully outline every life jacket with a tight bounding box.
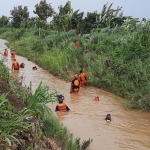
[73,79,80,87]
[94,96,99,101]
[80,73,86,81]
[74,42,80,47]
[12,61,20,70]
[57,103,67,112]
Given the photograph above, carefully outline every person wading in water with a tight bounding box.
[70,74,80,94]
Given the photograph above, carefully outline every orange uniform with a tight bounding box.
[79,71,88,87]
[93,96,99,101]
[55,103,70,112]
[12,59,20,70]
[3,49,8,57]
[11,50,16,59]
[74,41,80,47]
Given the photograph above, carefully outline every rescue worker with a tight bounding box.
[55,99,70,112]
[74,40,80,47]
[105,114,111,121]
[79,70,88,87]
[93,96,99,101]
[12,58,20,71]
[20,63,25,68]
[70,74,80,94]
[11,49,16,59]
[3,49,8,57]
[32,66,37,70]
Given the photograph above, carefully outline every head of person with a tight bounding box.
[56,94,64,101]
[58,99,63,104]
[74,74,78,79]
[80,70,83,73]
[74,40,77,43]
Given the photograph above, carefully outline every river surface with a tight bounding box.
[1,39,150,150]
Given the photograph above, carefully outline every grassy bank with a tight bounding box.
[0,24,150,111]
[0,60,91,150]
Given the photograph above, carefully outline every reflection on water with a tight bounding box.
[12,70,20,78]
[1,39,150,150]
[56,111,69,121]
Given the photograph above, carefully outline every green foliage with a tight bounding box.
[10,5,29,28]
[52,1,72,32]
[33,0,55,21]
[0,15,9,27]
[80,11,100,34]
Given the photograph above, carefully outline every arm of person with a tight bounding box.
[55,106,58,111]
[66,105,70,111]
[70,83,73,94]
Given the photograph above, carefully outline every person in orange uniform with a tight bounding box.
[55,99,70,112]
[79,70,88,87]
[12,58,20,71]
[74,40,80,47]
[93,96,99,101]
[70,74,80,94]
[11,49,16,59]
[3,49,8,57]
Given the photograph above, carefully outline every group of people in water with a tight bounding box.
[3,48,37,70]
[3,47,111,121]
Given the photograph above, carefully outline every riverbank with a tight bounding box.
[0,46,91,150]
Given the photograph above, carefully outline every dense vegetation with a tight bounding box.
[0,1,150,112]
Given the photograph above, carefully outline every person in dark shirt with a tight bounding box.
[70,74,80,94]
[105,114,111,121]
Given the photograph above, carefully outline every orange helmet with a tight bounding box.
[74,74,78,79]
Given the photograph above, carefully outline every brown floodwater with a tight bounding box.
[1,39,150,150]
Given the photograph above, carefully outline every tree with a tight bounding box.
[51,1,73,31]
[80,12,100,34]
[68,9,84,31]
[10,5,29,28]
[33,0,55,21]
[95,2,125,28]
[0,15,9,27]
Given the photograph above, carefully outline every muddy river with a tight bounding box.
[1,39,150,150]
